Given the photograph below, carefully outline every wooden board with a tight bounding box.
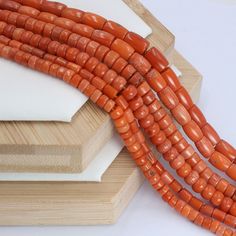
[0,0,176,174]
[0,49,203,225]
[0,149,145,225]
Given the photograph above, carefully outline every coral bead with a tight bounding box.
[216,140,236,162]
[176,86,194,110]
[54,17,75,30]
[201,123,220,146]
[146,68,167,92]
[129,96,143,111]
[192,178,207,193]
[201,185,215,200]
[169,131,182,145]
[157,139,172,154]
[61,8,84,23]
[124,32,149,54]
[81,12,106,29]
[91,30,115,47]
[163,148,178,162]
[41,1,66,16]
[170,155,185,170]
[171,103,191,125]
[73,23,94,38]
[38,12,57,23]
[0,0,21,11]
[137,81,150,96]
[22,0,43,9]
[181,145,195,159]
[134,105,149,120]
[129,52,151,76]
[159,114,172,130]
[151,131,166,145]
[209,151,231,172]
[111,38,134,60]
[148,100,161,114]
[183,120,203,142]
[103,20,128,39]
[185,171,199,185]
[195,136,214,158]
[189,105,207,128]
[159,87,179,109]
[146,123,160,137]
[226,164,236,181]
[161,67,181,92]
[178,163,191,179]
[103,50,119,68]
[18,6,40,17]
[145,47,169,72]
[211,191,224,207]
[122,85,137,101]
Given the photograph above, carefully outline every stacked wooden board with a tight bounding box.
[0,0,202,225]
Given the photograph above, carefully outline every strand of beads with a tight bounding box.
[0,1,236,234]
[2,34,236,229]
[0,42,234,234]
[1,0,235,181]
[6,0,235,176]
[1,18,236,213]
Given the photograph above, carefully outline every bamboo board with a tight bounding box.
[0,0,175,174]
[0,49,203,225]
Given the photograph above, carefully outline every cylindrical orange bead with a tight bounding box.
[145,47,169,72]
[201,123,220,146]
[159,86,179,109]
[124,32,149,54]
[209,151,232,172]
[183,120,203,142]
[171,103,191,125]
[146,68,167,92]
[176,86,194,110]
[103,20,128,39]
[216,139,236,162]
[129,52,151,76]
[161,67,181,92]
[195,136,214,158]
[189,105,207,128]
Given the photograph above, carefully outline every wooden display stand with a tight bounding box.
[0,0,202,225]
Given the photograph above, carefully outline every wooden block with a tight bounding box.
[0,50,203,225]
[0,149,145,225]
[0,0,176,174]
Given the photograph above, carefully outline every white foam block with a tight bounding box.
[0,0,152,122]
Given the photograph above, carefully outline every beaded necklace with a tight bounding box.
[0,0,236,234]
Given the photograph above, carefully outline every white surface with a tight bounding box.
[1,0,236,235]
[0,0,152,122]
[0,133,123,182]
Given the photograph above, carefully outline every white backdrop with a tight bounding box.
[1,0,236,235]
